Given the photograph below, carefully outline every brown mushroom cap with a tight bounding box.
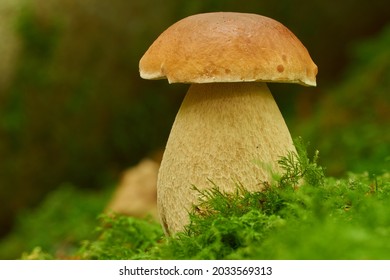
[139,12,318,86]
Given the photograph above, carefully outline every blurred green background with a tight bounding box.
[0,0,388,252]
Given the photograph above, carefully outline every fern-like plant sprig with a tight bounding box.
[278,137,325,188]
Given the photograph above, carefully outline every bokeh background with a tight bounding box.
[0,0,389,258]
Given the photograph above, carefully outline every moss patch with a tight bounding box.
[5,139,390,260]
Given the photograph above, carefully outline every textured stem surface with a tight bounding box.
[157,82,295,234]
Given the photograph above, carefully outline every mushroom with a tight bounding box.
[139,12,317,235]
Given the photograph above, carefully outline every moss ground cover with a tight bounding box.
[5,139,389,260]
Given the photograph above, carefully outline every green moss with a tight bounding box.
[78,214,163,260]
[71,139,389,260]
[5,140,390,260]
[0,184,109,259]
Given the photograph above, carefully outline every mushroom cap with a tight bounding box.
[139,12,318,86]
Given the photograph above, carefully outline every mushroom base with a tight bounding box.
[157,82,296,235]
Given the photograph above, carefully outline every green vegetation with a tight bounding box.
[0,185,110,259]
[78,214,162,260]
[9,139,389,260]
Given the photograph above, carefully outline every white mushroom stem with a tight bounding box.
[157,82,296,235]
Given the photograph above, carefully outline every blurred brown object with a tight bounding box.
[105,158,159,220]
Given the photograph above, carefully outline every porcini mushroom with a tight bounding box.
[139,12,317,235]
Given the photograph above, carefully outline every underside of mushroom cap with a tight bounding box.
[139,12,318,86]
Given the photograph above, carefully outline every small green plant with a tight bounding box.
[277,137,325,187]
